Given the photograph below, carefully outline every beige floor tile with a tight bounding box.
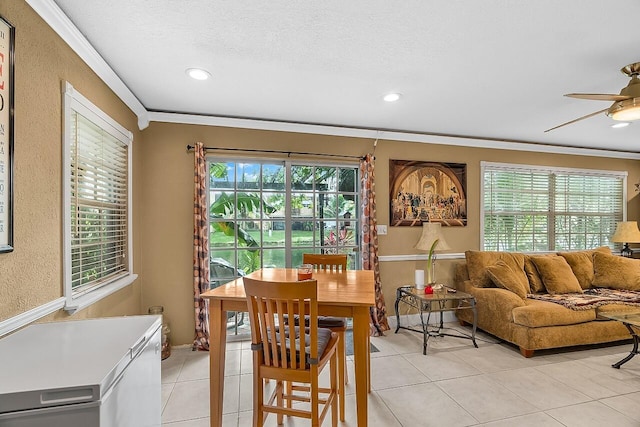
[222,374,241,414]
[162,353,187,383]
[162,379,211,423]
[574,357,640,393]
[437,374,538,423]
[546,400,639,427]
[177,351,210,382]
[455,343,548,373]
[490,367,591,410]
[561,342,632,361]
[224,349,242,376]
[162,416,211,426]
[337,391,404,427]
[378,382,477,426]
[369,354,429,390]
[403,350,481,381]
[161,383,175,412]
[600,391,640,422]
[370,331,421,356]
[478,411,564,426]
[535,359,625,399]
[239,348,254,375]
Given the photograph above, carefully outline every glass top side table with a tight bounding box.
[394,285,478,355]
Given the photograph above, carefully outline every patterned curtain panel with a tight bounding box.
[360,154,389,336]
[193,142,211,351]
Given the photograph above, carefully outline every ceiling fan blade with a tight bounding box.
[565,93,630,101]
[544,108,609,133]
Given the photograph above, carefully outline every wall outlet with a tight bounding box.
[376,225,387,235]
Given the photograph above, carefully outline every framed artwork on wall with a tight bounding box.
[0,16,14,252]
[389,160,467,226]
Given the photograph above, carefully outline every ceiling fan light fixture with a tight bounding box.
[186,67,211,81]
[608,98,640,121]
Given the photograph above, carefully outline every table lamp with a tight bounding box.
[414,222,451,285]
[611,221,640,257]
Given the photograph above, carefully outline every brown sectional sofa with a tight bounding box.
[454,247,640,357]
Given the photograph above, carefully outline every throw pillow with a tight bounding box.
[465,251,526,288]
[524,254,553,294]
[558,246,611,289]
[530,255,583,295]
[592,252,640,291]
[486,260,530,299]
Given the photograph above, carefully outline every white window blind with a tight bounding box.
[63,82,135,313]
[482,162,626,252]
[70,113,128,291]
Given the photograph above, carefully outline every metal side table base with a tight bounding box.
[394,285,478,355]
[612,322,639,369]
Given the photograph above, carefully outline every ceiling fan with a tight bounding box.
[545,62,640,132]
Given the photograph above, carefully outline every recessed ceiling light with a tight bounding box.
[383,93,401,102]
[186,68,211,81]
[611,122,630,128]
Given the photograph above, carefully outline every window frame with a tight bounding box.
[480,161,627,252]
[62,82,136,314]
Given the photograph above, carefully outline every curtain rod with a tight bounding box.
[186,145,367,160]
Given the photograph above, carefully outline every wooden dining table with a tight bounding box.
[202,267,375,427]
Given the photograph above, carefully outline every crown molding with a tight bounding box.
[148,111,640,160]
[26,0,149,129]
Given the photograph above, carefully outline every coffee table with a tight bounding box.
[599,311,640,369]
[394,285,478,355]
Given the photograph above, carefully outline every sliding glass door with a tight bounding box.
[208,158,360,291]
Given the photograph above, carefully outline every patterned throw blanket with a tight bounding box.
[528,288,640,311]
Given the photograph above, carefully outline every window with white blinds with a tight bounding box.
[63,82,135,313]
[482,162,626,252]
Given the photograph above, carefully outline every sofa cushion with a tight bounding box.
[465,251,526,288]
[512,299,596,327]
[593,252,640,291]
[524,254,553,293]
[558,246,611,289]
[530,255,582,294]
[595,303,640,317]
[486,260,530,299]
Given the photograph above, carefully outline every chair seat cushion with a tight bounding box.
[267,326,334,365]
[317,316,347,328]
[286,314,347,329]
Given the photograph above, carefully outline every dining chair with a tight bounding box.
[302,253,348,420]
[243,277,339,427]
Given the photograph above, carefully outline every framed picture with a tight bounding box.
[0,16,14,252]
[389,160,467,226]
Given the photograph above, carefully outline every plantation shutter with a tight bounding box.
[482,162,625,252]
[70,111,129,293]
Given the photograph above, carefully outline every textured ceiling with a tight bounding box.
[51,0,640,153]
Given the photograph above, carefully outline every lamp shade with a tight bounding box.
[611,221,640,243]
[414,223,451,252]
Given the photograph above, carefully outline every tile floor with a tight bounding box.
[161,323,640,426]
